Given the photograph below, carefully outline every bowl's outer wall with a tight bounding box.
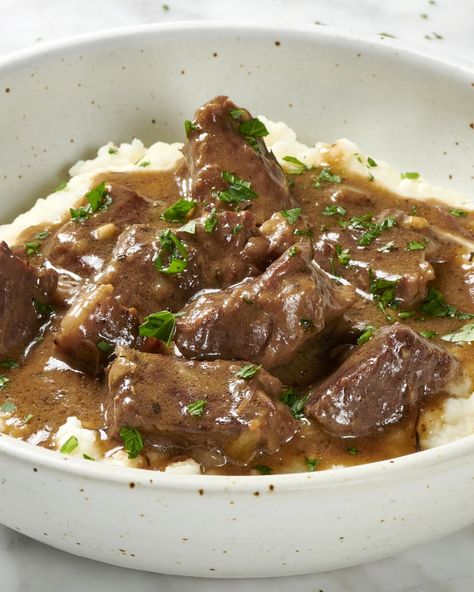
[0,24,473,577]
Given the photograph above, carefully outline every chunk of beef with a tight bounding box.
[313,209,438,308]
[45,182,155,277]
[175,243,355,370]
[258,211,312,258]
[106,349,297,464]
[305,323,460,438]
[54,283,139,375]
[180,96,292,224]
[94,224,201,318]
[0,241,57,359]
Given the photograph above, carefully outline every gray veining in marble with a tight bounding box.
[0,1,473,590]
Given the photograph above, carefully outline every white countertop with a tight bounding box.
[1,1,473,590]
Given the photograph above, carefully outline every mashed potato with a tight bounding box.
[1,118,472,471]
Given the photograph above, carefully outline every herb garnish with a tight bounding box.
[34,230,49,240]
[60,435,79,455]
[139,161,151,168]
[420,287,474,320]
[154,229,188,274]
[313,168,342,188]
[25,241,41,256]
[368,270,399,313]
[33,299,55,319]
[0,360,19,369]
[232,223,243,235]
[119,426,144,459]
[347,446,359,455]
[407,240,426,251]
[54,180,68,192]
[186,399,207,417]
[21,413,33,425]
[255,465,273,475]
[322,204,346,217]
[281,208,302,224]
[294,229,313,237]
[238,118,269,149]
[204,207,218,233]
[449,208,468,218]
[282,156,309,175]
[367,157,378,168]
[280,387,309,419]
[288,246,299,257]
[305,457,321,472]
[97,340,114,354]
[70,182,110,222]
[229,108,244,120]
[357,325,376,345]
[236,363,262,380]
[83,454,95,461]
[161,199,197,223]
[441,323,474,343]
[108,146,118,155]
[184,120,198,136]
[420,330,438,339]
[139,310,179,346]
[335,245,350,266]
[400,172,420,180]
[299,319,314,331]
[0,401,16,413]
[358,216,397,247]
[218,171,257,204]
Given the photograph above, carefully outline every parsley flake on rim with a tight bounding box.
[236,363,262,380]
[255,464,273,475]
[60,435,79,455]
[280,208,302,224]
[218,171,258,204]
[154,229,189,274]
[400,172,420,180]
[282,156,310,175]
[305,457,321,472]
[139,310,179,346]
[347,446,360,455]
[54,180,68,192]
[160,199,197,223]
[70,182,110,222]
[119,426,144,459]
[186,399,207,417]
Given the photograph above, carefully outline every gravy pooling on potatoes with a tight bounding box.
[1,96,473,475]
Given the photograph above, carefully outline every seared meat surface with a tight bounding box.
[180,95,292,224]
[107,349,297,464]
[305,323,460,438]
[0,241,57,359]
[54,283,139,375]
[175,243,355,370]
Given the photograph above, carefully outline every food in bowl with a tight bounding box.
[0,96,472,475]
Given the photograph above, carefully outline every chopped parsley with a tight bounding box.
[299,318,314,331]
[357,325,376,345]
[420,330,438,339]
[398,311,415,319]
[449,208,468,218]
[442,323,474,343]
[358,216,397,247]
[139,310,179,346]
[368,270,399,310]
[238,118,269,148]
[186,399,206,417]
[97,340,114,354]
[335,244,350,266]
[229,108,244,120]
[280,387,310,419]
[60,435,79,455]
[83,454,95,461]
[322,204,346,217]
[282,156,309,175]
[313,168,342,188]
[0,359,19,369]
[0,400,16,413]
[347,446,359,455]
[288,246,299,257]
[54,180,68,192]
[255,464,273,475]
[139,161,151,168]
[236,363,262,380]
[34,230,49,240]
[184,120,198,136]
[204,208,218,233]
[407,240,426,251]
[400,172,420,180]
[25,241,40,256]
[367,157,378,168]
[108,146,118,155]
[119,426,144,459]
[154,229,188,274]
[70,182,110,222]
[218,171,257,204]
[21,413,33,425]
[232,223,243,235]
[420,287,474,320]
[33,299,55,319]
[294,229,313,237]
[280,207,302,224]
[305,457,321,472]
[160,199,197,223]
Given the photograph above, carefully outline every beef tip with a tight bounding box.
[54,283,139,375]
[106,349,297,465]
[305,323,460,438]
[45,182,155,277]
[258,210,312,258]
[313,209,438,308]
[180,96,292,224]
[175,243,355,370]
[0,241,57,359]
[94,224,201,319]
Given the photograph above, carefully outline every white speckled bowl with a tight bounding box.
[0,23,473,578]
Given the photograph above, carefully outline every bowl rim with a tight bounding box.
[0,20,473,491]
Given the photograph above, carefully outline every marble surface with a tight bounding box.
[1,1,473,590]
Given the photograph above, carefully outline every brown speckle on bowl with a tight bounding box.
[5,88,10,93]
[129,482,135,489]
[198,488,204,495]
[275,41,281,47]
[268,484,275,492]
[180,69,185,75]
[213,52,218,58]
[253,491,260,496]
[33,467,38,472]
[470,123,474,129]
